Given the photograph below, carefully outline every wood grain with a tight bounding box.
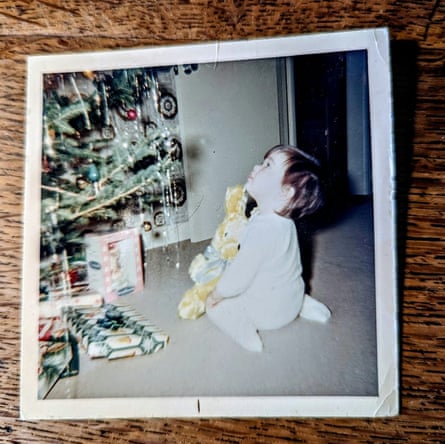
[1,0,444,441]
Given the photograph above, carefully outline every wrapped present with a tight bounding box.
[64,303,169,360]
[38,341,72,399]
[85,228,144,303]
[38,317,79,399]
[39,317,67,342]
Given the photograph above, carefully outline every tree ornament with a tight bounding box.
[42,155,51,173]
[87,163,100,195]
[76,176,89,190]
[97,78,115,140]
[166,138,183,161]
[170,178,187,207]
[127,108,137,120]
[87,163,99,182]
[158,92,177,119]
[154,210,165,226]
[82,71,96,80]
[102,125,115,140]
[143,221,152,232]
[183,64,198,75]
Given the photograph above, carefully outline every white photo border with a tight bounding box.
[20,28,398,419]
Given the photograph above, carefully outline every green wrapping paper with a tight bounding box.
[64,303,169,360]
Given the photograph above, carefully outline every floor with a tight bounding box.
[48,198,378,399]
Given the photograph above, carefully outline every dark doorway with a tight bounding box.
[293,52,349,208]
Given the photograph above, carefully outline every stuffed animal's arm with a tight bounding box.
[189,245,227,284]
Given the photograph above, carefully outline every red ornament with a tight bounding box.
[127,108,137,120]
[68,269,79,285]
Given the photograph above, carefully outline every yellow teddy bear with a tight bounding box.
[178,185,249,320]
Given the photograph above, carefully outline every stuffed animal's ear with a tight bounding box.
[224,185,243,214]
[239,187,247,210]
[231,185,247,213]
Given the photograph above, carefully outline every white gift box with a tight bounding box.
[84,228,144,303]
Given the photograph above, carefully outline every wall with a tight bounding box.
[176,59,282,241]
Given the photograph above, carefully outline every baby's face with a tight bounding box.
[245,151,289,213]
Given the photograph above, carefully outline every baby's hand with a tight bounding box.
[207,290,223,308]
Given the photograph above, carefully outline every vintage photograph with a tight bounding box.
[20,29,398,419]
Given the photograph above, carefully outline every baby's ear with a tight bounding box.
[283,185,295,202]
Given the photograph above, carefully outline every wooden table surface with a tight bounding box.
[0,1,443,442]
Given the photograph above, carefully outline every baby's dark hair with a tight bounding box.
[264,144,324,220]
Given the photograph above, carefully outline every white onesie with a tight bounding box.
[206,212,305,351]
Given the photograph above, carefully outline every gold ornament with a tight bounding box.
[82,70,96,80]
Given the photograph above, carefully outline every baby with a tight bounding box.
[206,144,328,352]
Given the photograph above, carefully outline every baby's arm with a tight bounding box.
[216,217,274,298]
[206,289,224,307]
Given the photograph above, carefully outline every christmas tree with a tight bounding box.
[40,66,189,295]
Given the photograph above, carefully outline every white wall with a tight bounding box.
[176,59,282,242]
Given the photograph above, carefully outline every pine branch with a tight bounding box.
[45,98,91,135]
[52,142,104,163]
[41,185,84,198]
[66,158,179,222]
[69,179,152,221]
